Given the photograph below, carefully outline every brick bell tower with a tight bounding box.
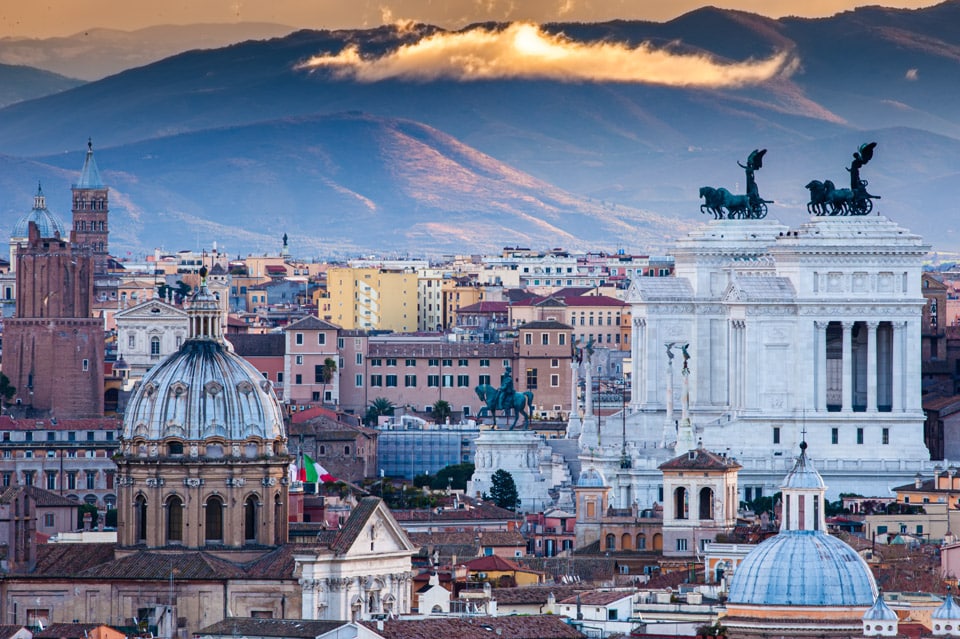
[4,222,104,418]
[71,138,109,277]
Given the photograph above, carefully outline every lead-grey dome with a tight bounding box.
[727,530,877,606]
[122,339,285,443]
[12,184,66,239]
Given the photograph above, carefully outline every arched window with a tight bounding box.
[652,533,663,551]
[244,495,259,543]
[135,494,148,543]
[674,487,688,520]
[205,495,224,543]
[605,534,616,550]
[699,487,715,520]
[166,495,183,543]
[620,533,632,550]
[150,336,161,357]
[636,533,647,550]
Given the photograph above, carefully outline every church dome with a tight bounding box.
[121,271,285,446]
[12,184,66,239]
[577,468,606,487]
[727,530,878,606]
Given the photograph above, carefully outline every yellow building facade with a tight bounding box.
[325,267,419,332]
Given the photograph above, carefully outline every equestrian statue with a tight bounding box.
[475,365,534,430]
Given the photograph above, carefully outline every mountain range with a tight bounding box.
[1,3,960,257]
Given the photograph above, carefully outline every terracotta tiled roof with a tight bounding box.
[492,584,585,604]
[558,590,633,605]
[34,624,114,639]
[463,555,522,571]
[0,626,26,639]
[393,502,517,523]
[408,531,524,547]
[658,447,741,471]
[291,406,353,425]
[26,543,117,577]
[285,316,341,331]
[242,544,304,579]
[360,615,584,639]
[517,320,573,330]
[330,497,382,555]
[227,333,284,357]
[457,302,510,313]
[0,485,80,508]
[76,549,249,580]
[197,618,347,638]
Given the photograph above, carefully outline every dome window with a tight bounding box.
[168,442,184,456]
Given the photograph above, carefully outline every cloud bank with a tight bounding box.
[298,22,797,87]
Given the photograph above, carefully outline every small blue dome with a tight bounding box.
[863,594,897,621]
[577,468,606,487]
[727,530,877,606]
[12,185,66,239]
[933,595,960,620]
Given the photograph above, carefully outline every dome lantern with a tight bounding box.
[188,265,222,341]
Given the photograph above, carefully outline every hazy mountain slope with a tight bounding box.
[1,5,959,253]
[5,113,685,257]
[0,63,83,107]
[0,23,297,81]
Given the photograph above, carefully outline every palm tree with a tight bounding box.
[432,400,451,424]
[365,397,395,426]
[320,357,337,405]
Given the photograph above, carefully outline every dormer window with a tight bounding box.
[168,442,184,456]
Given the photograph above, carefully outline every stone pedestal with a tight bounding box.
[468,430,553,511]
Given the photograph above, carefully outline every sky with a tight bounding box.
[0,0,945,39]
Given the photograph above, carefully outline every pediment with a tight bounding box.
[342,500,418,557]
[115,299,189,320]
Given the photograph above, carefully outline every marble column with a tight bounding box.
[632,319,644,409]
[841,321,853,412]
[892,321,904,412]
[866,321,878,412]
[814,321,828,412]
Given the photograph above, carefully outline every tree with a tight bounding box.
[489,469,520,511]
[431,400,451,424]
[365,397,395,426]
[432,463,475,491]
[77,503,99,529]
[320,357,337,404]
[0,372,15,406]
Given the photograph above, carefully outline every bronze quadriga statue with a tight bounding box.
[700,149,773,220]
[806,142,881,216]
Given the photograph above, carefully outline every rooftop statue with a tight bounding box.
[700,149,772,220]
[805,142,881,216]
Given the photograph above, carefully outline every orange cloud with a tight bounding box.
[298,22,796,87]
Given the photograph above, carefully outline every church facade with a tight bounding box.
[578,215,935,505]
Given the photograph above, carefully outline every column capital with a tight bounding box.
[841,321,855,330]
[866,320,880,330]
[814,320,830,330]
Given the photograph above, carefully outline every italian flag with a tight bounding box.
[300,453,336,483]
